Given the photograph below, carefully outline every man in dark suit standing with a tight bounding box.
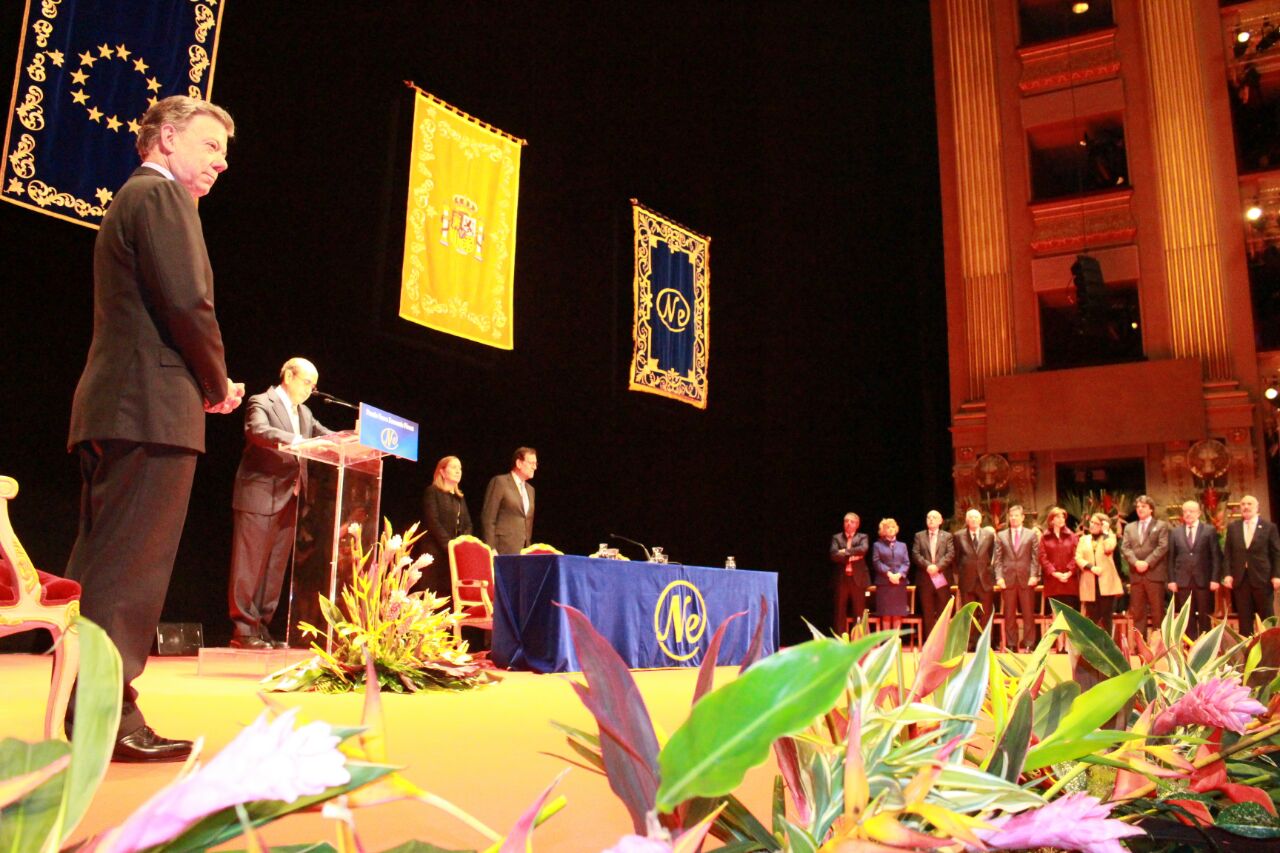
[829,512,870,633]
[227,358,332,649]
[954,508,997,638]
[1168,499,1223,638]
[1223,494,1280,632]
[481,447,537,554]
[911,510,955,641]
[1121,495,1170,640]
[65,96,243,762]
[994,505,1040,652]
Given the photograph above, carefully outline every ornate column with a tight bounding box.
[943,0,1017,400]
[1136,0,1231,380]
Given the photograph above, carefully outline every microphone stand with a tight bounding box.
[609,533,652,563]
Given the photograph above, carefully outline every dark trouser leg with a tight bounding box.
[1175,586,1213,638]
[66,440,196,737]
[920,577,950,642]
[1234,582,1271,634]
[834,573,855,634]
[256,497,297,631]
[229,508,272,637]
[1016,584,1035,648]
[1129,579,1151,636]
[999,586,1018,649]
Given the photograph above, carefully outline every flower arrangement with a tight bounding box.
[1063,489,1134,532]
[266,520,496,693]
[557,593,1280,851]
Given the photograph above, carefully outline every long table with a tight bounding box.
[491,554,779,672]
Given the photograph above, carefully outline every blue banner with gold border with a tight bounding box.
[628,200,710,409]
[2,0,226,229]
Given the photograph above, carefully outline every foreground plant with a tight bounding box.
[267,520,496,693]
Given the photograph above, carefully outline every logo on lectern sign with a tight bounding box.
[653,580,707,661]
[358,403,419,461]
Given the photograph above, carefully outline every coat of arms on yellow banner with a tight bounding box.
[399,88,524,349]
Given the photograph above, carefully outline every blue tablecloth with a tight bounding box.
[491,555,779,672]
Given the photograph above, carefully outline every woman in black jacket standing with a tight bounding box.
[420,455,473,596]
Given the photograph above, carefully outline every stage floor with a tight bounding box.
[1,653,777,851]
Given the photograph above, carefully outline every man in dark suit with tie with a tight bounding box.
[1167,499,1223,638]
[65,96,243,762]
[1120,494,1170,640]
[829,512,870,633]
[994,505,1040,652]
[481,447,537,554]
[227,358,332,649]
[954,508,998,638]
[911,510,955,641]
[1222,494,1280,633]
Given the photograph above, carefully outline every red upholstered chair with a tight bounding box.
[520,543,563,555]
[0,476,81,739]
[447,535,496,643]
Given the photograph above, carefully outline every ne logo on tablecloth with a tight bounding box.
[653,580,706,661]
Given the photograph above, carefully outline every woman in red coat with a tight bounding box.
[1039,506,1080,614]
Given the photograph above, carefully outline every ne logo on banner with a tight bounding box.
[653,580,706,661]
[654,288,691,333]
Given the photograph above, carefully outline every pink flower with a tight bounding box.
[1152,678,1268,735]
[975,794,1143,853]
[102,707,350,852]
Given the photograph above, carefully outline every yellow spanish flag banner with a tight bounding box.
[399,88,523,349]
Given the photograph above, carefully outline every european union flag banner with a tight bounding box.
[399,86,524,349]
[629,201,710,409]
[1,0,225,229]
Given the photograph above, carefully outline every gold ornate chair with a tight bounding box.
[0,476,81,738]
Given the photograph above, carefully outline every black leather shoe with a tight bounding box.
[113,726,193,763]
[259,630,289,650]
[230,634,271,650]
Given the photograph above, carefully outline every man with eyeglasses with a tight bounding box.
[226,357,331,650]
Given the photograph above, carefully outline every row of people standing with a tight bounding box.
[830,494,1280,649]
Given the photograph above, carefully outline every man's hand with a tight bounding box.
[1210,581,1220,592]
[1134,560,1148,573]
[1272,577,1280,590]
[1168,581,1178,593]
[927,564,938,575]
[1223,575,1234,589]
[204,380,245,414]
[995,578,1005,590]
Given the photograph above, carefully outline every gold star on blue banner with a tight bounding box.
[1,1,228,228]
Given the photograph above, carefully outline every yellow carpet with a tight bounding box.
[1,654,776,851]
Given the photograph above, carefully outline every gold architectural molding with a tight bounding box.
[945,0,1017,399]
[1018,28,1121,95]
[1028,189,1137,255]
[1138,0,1232,379]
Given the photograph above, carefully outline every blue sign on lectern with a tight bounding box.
[358,403,419,462]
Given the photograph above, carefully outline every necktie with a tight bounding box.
[1188,524,1196,546]
[1013,528,1021,550]
[1245,520,1255,549]
[517,480,528,514]
[1140,520,1148,541]
[971,531,977,548]
[929,531,937,561]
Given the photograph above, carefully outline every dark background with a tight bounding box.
[0,2,950,647]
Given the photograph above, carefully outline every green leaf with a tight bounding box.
[0,738,70,853]
[1024,730,1141,769]
[938,620,992,747]
[989,690,1033,783]
[777,817,818,853]
[654,634,887,811]
[1024,667,1148,771]
[1052,600,1129,677]
[1216,801,1280,838]
[1031,680,1080,741]
[60,618,122,839]
[1187,622,1227,677]
[944,601,981,665]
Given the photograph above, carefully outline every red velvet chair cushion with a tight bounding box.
[0,561,81,607]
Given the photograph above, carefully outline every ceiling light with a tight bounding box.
[1247,205,1264,221]
[1239,30,1253,44]
[1072,2,1089,13]
[1266,381,1279,400]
